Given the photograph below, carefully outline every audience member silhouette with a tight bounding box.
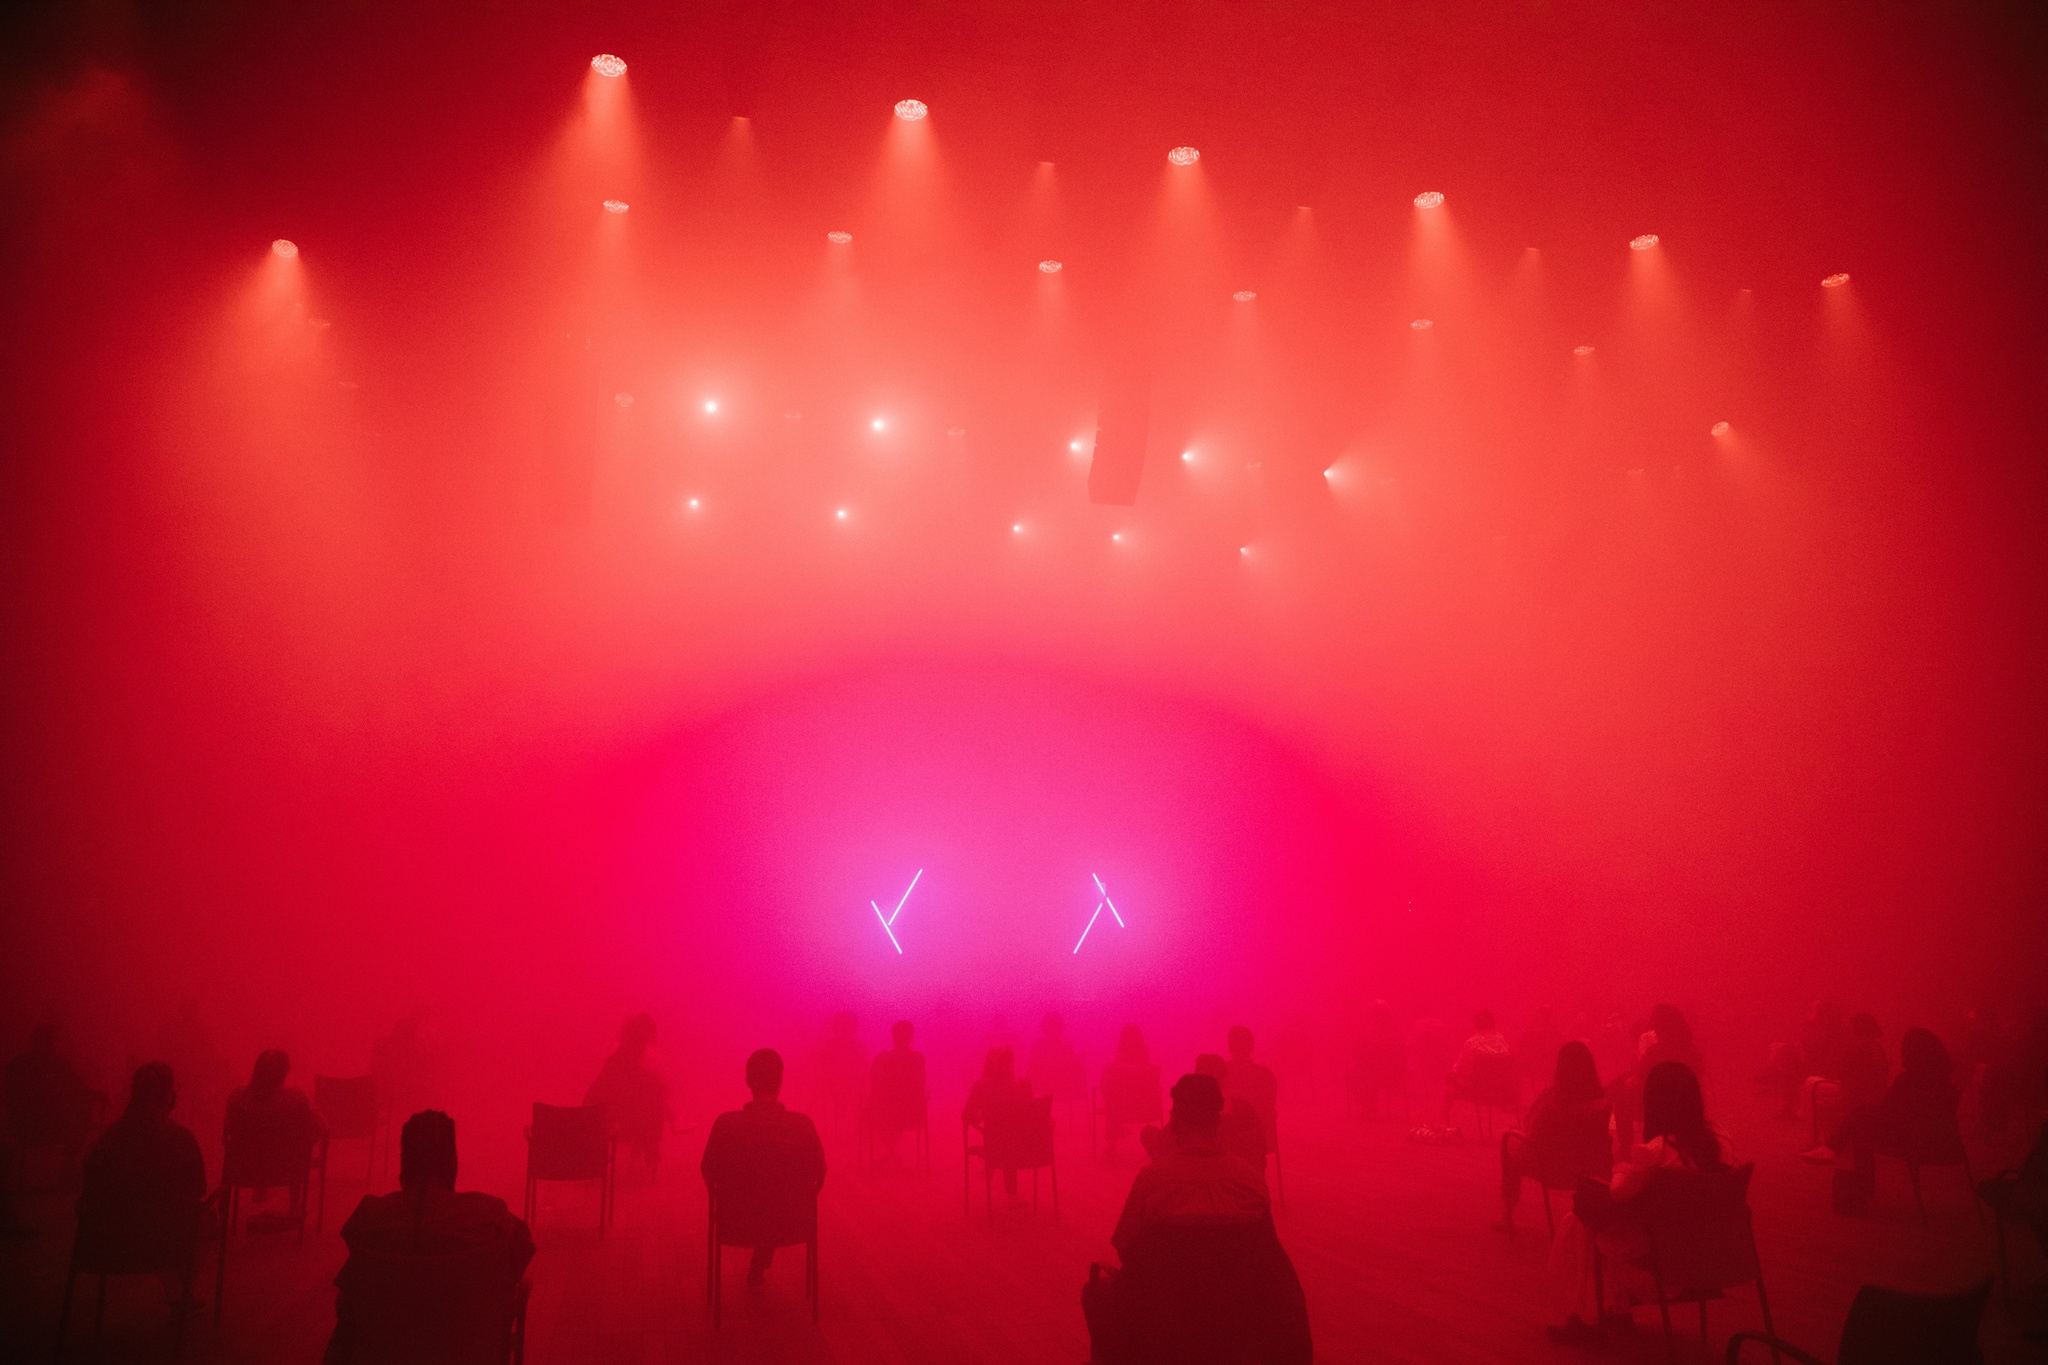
[327,1109,535,1365]
[585,1012,669,1171]
[78,1063,208,1301]
[965,1045,1033,1205]
[1345,1001,1406,1118]
[1804,1026,1960,1186]
[701,1049,826,1287]
[1806,1011,1889,1146]
[867,1020,928,1163]
[1496,1041,1611,1236]
[372,1016,438,1122]
[1027,1013,1086,1107]
[223,1049,326,1226]
[1441,1009,1512,1124]
[6,1023,103,1174]
[1195,1054,1267,1169]
[1084,1072,1311,1364]
[1612,1004,1701,1147]
[1547,1060,1731,1343]
[1100,1026,1163,1161]
[1223,1027,1279,1162]
[1978,1062,2048,1259]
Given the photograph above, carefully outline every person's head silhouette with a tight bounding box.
[1194,1053,1229,1083]
[1553,1041,1602,1104]
[1227,1026,1254,1061]
[1168,1072,1225,1144]
[126,1062,177,1121]
[400,1110,458,1192]
[250,1048,290,1094]
[745,1048,784,1101]
[891,1020,914,1049]
[620,1013,656,1055]
[1899,1027,1950,1080]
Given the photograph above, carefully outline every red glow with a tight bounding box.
[602,199,629,213]
[893,99,928,121]
[1411,318,1433,330]
[1167,145,1200,166]
[270,238,298,258]
[589,54,626,78]
[1711,420,1730,436]
[1573,344,1595,355]
[1822,272,1851,288]
[827,230,851,243]
[1629,233,1660,250]
[1233,289,1256,301]
[1038,259,1062,273]
[1413,191,1445,209]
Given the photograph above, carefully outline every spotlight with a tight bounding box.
[1710,421,1730,436]
[836,507,849,520]
[1413,191,1445,209]
[271,239,298,258]
[1111,532,1122,542]
[1180,451,1193,463]
[827,230,852,244]
[590,54,627,78]
[703,400,718,413]
[1573,344,1596,356]
[687,497,701,510]
[1167,146,1200,166]
[1233,290,1257,302]
[1239,545,1250,555]
[1630,233,1660,251]
[1012,523,1023,533]
[603,199,630,214]
[871,417,885,431]
[894,99,928,121]
[614,392,634,408]
[1411,318,1433,330]
[1821,272,1850,288]
[1038,259,1063,273]
[1069,440,1082,451]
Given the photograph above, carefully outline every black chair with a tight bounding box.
[1503,1101,1614,1239]
[965,1095,1057,1225]
[1873,1105,1981,1229]
[857,1091,930,1173]
[705,1184,819,1327]
[214,1121,318,1326]
[313,1074,381,1233]
[1603,1163,1776,1362]
[54,1193,205,1361]
[1725,1277,1991,1365]
[1095,1215,1311,1365]
[327,1244,531,1365]
[1448,1052,1520,1138]
[523,1103,614,1237]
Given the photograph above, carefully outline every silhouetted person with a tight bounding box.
[1548,1060,1731,1343]
[1613,1004,1701,1147]
[1028,1012,1086,1105]
[78,1063,208,1302]
[1223,1027,1279,1163]
[701,1049,826,1286]
[1497,1041,1611,1236]
[867,1020,927,1162]
[1806,1011,1889,1146]
[965,1045,1033,1205]
[1345,1001,1406,1118]
[327,1110,535,1365]
[585,1012,669,1170]
[1978,1063,2048,1260]
[1195,1054,1266,1169]
[1085,1072,1311,1364]
[1100,1025,1163,1160]
[1805,1026,1960,1186]
[6,1023,103,1169]
[1441,1009,1512,1124]
[224,1048,325,1226]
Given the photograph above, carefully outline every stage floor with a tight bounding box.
[5,1087,2040,1362]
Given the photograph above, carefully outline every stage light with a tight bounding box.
[1181,451,1193,463]
[871,417,885,431]
[894,99,928,121]
[1012,523,1023,533]
[827,230,852,244]
[271,239,298,258]
[1039,259,1063,273]
[1574,344,1596,356]
[603,199,629,214]
[703,400,718,413]
[1413,191,1444,209]
[687,498,700,510]
[614,392,634,408]
[1111,532,1122,542]
[590,54,627,78]
[1092,874,1126,928]
[1411,318,1433,330]
[836,508,849,520]
[1822,272,1850,288]
[1073,903,1103,954]
[1239,545,1250,556]
[1711,421,1730,436]
[869,869,922,954]
[1233,290,1256,302]
[946,427,966,438]
[1630,233,1659,250]
[1167,146,1200,166]
[1069,440,1082,451]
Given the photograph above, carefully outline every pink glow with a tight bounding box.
[1167,145,1200,166]
[1629,233,1660,250]
[894,99,928,121]
[1413,191,1445,209]
[590,54,626,78]
[270,238,298,258]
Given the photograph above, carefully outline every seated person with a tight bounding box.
[78,1063,209,1298]
[1497,1041,1611,1235]
[964,1045,1033,1206]
[1805,1012,1888,1145]
[1611,1005,1701,1146]
[224,1049,326,1226]
[6,1023,104,1166]
[1027,1013,1086,1105]
[867,1020,928,1156]
[1345,1002,1406,1117]
[1978,1062,2048,1258]
[1223,1027,1279,1159]
[1100,1026,1162,1160]
[1441,1010,1513,1124]
[701,1049,826,1287]
[1085,1073,1310,1365]
[1546,1060,1733,1343]
[1195,1054,1267,1170]
[1805,1026,1959,1180]
[584,1012,669,1171]
[327,1110,535,1365]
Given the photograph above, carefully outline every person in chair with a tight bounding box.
[700,1049,827,1288]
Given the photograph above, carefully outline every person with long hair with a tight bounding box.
[1546,1060,1730,1343]
[1497,1041,1612,1237]
[1803,1026,1959,1197]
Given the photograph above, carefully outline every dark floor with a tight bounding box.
[5,1086,2041,1363]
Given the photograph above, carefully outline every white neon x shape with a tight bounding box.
[870,869,922,954]
[1072,873,1127,954]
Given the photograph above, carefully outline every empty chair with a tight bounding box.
[1609,1162,1775,1360]
[314,1074,381,1232]
[1726,1277,1991,1365]
[522,1103,614,1236]
[965,1094,1057,1224]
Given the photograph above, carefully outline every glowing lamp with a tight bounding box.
[614,392,634,408]
[1180,451,1193,463]
[1411,318,1433,330]
[590,54,627,78]
[271,239,298,259]
[871,418,885,431]
[603,199,629,214]
[894,99,928,121]
[687,498,700,509]
[1413,191,1445,209]
[1239,545,1250,555]
[1012,523,1023,533]
[1069,440,1081,451]
[1821,272,1850,288]
[703,400,718,413]
[1233,290,1257,302]
[1167,146,1200,166]
[1038,259,1063,274]
[1711,421,1730,436]
[1574,344,1596,356]
[1630,233,1660,251]
[827,230,852,244]
[1111,533,1122,542]
[836,508,848,520]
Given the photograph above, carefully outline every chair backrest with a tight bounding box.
[710,1166,819,1251]
[1469,1051,1519,1107]
[528,1103,609,1181]
[316,1074,380,1140]
[329,1245,523,1365]
[223,1094,318,1187]
[1639,1162,1758,1296]
[983,1095,1055,1170]
[1836,1277,1990,1365]
[1101,1063,1163,1125]
[1536,1101,1615,1188]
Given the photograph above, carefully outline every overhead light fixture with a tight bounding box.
[1167,146,1200,166]
[1411,318,1433,330]
[271,239,298,259]
[590,54,627,78]
[603,199,629,214]
[1821,272,1850,288]
[1630,233,1660,251]
[1038,259,1062,273]
[1413,191,1444,209]
[827,230,852,244]
[894,99,928,121]
[1233,290,1256,302]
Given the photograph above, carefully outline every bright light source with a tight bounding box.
[1233,290,1257,302]
[836,508,848,520]
[1069,440,1081,451]
[1011,523,1023,533]
[590,54,627,78]
[271,239,298,258]
[1111,532,1122,542]
[1574,344,1596,356]
[1411,318,1433,330]
[1167,146,1200,166]
[1180,451,1193,463]
[1413,190,1445,209]
[1322,468,1334,479]
[603,199,629,214]
[869,869,921,954]
[894,99,928,121]
[614,392,634,408]
[871,417,885,431]
[1711,421,1730,436]
[1629,233,1660,251]
[1821,272,1850,288]
[1239,545,1250,555]
[703,400,718,413]
[827,230,852,244]
[1038,259,1063,273]
[687,497,700,509]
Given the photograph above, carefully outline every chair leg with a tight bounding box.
[1753,1253,1782,1365]
[52,1262,76,1364]
[1541,1185,1555,1239]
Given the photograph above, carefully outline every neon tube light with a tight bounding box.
[871,901,903,953]
[870,868,921,953]
[1073,902,1103,954]
[1092,873,1125,928]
